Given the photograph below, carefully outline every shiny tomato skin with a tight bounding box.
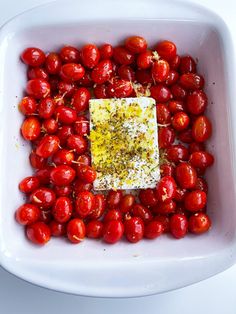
[175,162,197,189]
[103,220,124,244]
[170,214,188,239]
[192,115,212,142]
[67,218,85,243]
[188,213,211,234]
[26,222,51,245]
[15,203,40,226]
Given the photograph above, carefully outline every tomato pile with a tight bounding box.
[16,36,213,245]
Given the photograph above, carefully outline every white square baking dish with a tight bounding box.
[0,0,236,297]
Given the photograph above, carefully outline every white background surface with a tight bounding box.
[0,0,236,313]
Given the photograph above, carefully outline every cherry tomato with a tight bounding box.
[139,189,158,207]
[160,163,174,177]
[38,97,56,119]
[152,60,170,83]
[75,191,95,218]
[103,209,123,222]
[156,176,176,202]
[107,190,123,208]
[52,196,73,223]
[19,96,37,116]
[29,151,46,169]
[36,135,60,158]
[52,149,74,165]
[35,166,52,184]
[55,106,77,125]
[194,177,208,193]
[19,176,40,194]
[184,190,207,212]
[76,154,91,167]
[169,54,180,70]
[168,100,185,114]
[58,81,76,97]
[45,52,61,74]
[15,203,40,226]
[174,187,187,202]
[107,78,133,98]
[21,47,45,67]
[26,79,50,99]
[158,126,175,148]
[170,214,188,239]
[120,194,135,213]
[81,44,100,68]
[54,185,72,197]
[49,220,66,237]
[76,165,96,183]
[89,194,106,219]
[155,40,177,61]
[50,165,76,186]
[73,179,92,194]
[118,65,135,82]
[165,70,179,86]
[60,63,85,82]
[56,125,73,145]
[178,128,193,143]
[175,162,197,189]
[72,87,91,113]
[78,71,93,87]
[166,144,189,163]
[27,67,48,80]
[131,204,153,224]
[179,56,196,74]
[153,199,176,214]
[192,115,212,142]
[180,73,204,90]
[144,220,164,239]
[135,69,153,85]
[172,112,190,131]
[188,213,211,234]
[60,46,80,63]
[42,118,58,134]
[94,84,108,98]
[67,134,88,154]
[99,43,113,59]
[67,218,85,243]
[103,220,124,244]
[189,142,205,153]
[154,215,170,233]
[113,46,135,65]
[150,85,171,102]
[21,117,41,141]
[26,222,51,245]
[91,59,113,84]
[73,116,89,136]
[189,151,214,169]
[30,187,56,209]
[124,217,144,243]
[156,104,171,124]
[186,90,208,115]
[137,50,153,69]
[171,84,187,100]
[86,220,104,239]
[125,36,147,54]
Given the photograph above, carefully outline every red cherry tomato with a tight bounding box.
[158,126,175,148]
[169,54,180,70]
[52,196,73,223]
[73,116,89,136]
[19,176,40,194]
[153,199,176,214]
[152,60,170,83]
[150,85,171,102]
[118,65,135,82]
[168,100,185,114]
[21,47,45,67]
[78,71,93,87]
[154,215,170,233]
[56,125,73,145]
[174,187,187,202]
[124,217,144,243]
[179,55,196,74]
[131,204,153,224]
[120,194,135,213]
[178,128,193,143]
[76,154,91,167]
[35,166,53,184]
[38,209,52,225]
[189,142,205,153]
[60,63,85,82]
[156,104,171,124]
[77,165,96,183]
[42,118,58,134]
[194,177,208,193]
[165,70,179,86]
[19,96,37,116]
[103,209,123,222]
[45,52,61,74]
[86,220,104,239]
[166,144,189,163]
[73,179,92,194]
[67,218,85,243]
[137,50,153,69]
[156,176,176,202]
[67,134,88,154]
[107,79,133,98]
[30,187,56,209]
[15,203,40,226]
[81,44,100,69]
[189,151,214,169]
[186,90,208,115]
[52,149,74,166]
[103,220,124,244]
[91,59,113,84]
[26,222,51,245]
[75,191,95,218]
[27,67,48,81]
[135,69,153,85]
[170,214,188,239]
[155,40,177,61]
[26,79,50,99]
[192,115,212,142]
[184,190,207,212]
[175,162,197,189]
[171,84,187,100]
[113,46,135,65]
[36,135,60,158]
[160,163,174,177]
[54,185,72,197]
[188,213,211,234]
[89,194,106,219]
[38,97,56,119]
[94,84,108,98]
[29,151,46,169]
[125,36,147,54]
[180,73,204,90]
[50,165,76,186]
[107,190,123,209]
[144,221,164,239]
[21,117,41,141]
[55,106,77,125]
[49,220,66,237]
[99,43,113,60]
[172,112,190,131]
[139,189,158,207]
[60,46,80,63]
[58,81,76,97]
[72,87,91,113]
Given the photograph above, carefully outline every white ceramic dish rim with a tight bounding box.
[0,0,236,298]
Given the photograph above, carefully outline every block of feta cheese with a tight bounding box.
[89,97,160,190]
